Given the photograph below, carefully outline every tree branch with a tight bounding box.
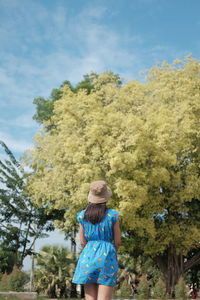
[184,250,200,271]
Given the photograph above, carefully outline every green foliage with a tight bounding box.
[0,266,27,292]
[32,71,122,125]
[116,255,165,299]
[137,278,150,300]
[185,248,200,288]
[28,56,200,254]
[118,279,132,298]
[0,248,16,274]
[0,273,10,291]
[73,74,95,94]
[27,57,200,295]
[0,140,65,270]
[34,245,76,298]
[32,80,73,126]
[33,97,54,124]
[0,298,69,300]
[153,278,166,299]
[8,266,27,292]
[175,277,189,300]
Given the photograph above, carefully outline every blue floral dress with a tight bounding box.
[72,208,119,286]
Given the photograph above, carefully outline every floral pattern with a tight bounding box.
[72,208,119,286]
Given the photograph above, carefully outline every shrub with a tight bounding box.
[119,279,132,297]
[153,278,166,299]
[137,278,150,300]
[0,266,27,292]
[175,277,189,300]
[9,266,27,291]
[0,273,10,291]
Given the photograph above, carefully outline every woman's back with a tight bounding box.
[72,180,120,300]
[72,208,119,286]
[78,208,119,243]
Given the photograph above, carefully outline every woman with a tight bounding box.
[72,180,121,300]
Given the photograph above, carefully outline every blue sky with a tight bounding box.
[0,0,200,270]
[0,0,200,157]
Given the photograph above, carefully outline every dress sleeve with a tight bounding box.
[112,210,119,225]
[76,211,84,225]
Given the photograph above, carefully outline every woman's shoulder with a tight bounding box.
[106,208,120,224]
[107,208,119,216]
[76,209,86,222]
[77,209,85,216]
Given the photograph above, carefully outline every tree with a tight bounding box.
[185,248,200,289]
[34,245,76,298]
[116,253,162,297]
[0,141,66,270]
[27,56,200,297]
[32,80,73,126]
[0,246,16,274]
[33,71,122,126]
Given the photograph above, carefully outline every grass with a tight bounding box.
[1,296,200,300]
[0,298,82,300]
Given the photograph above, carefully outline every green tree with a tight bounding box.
[27,56,200,297]
[0,141,66,270]
[33,71,122,126]
[0,265,28,291]
[33,80,73,126]
[34,245,76,298]
[116,254,161,297]
[0,246,16,274]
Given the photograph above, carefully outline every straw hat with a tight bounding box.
[88,180,112,203]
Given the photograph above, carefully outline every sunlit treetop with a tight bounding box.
[27,56,200,256]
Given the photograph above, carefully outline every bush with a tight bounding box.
[137,278,150,300]
[153,278,166,299]
[9,266,27,291]
[0,273,10,291]
[119,279,132,298]
[175,277,189,300]
[0,266,27,292]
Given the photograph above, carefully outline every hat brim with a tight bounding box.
[88,186,112,203]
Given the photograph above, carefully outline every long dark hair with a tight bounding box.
[83,202,108,224]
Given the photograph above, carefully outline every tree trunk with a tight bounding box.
[71,228,76,253]
[154,246,184,298]
[166,249,184,297]
[154,247,200,298]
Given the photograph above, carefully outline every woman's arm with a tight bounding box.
[113,219,121,251]
[79,224,87,248]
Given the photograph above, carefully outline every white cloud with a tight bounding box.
[0,113,38,129]
[0,1,146,107]
[0,0,185,110]
[0,0,191,157]
[0,131,33,153]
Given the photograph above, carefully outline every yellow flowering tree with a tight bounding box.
[27,57,200,296]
